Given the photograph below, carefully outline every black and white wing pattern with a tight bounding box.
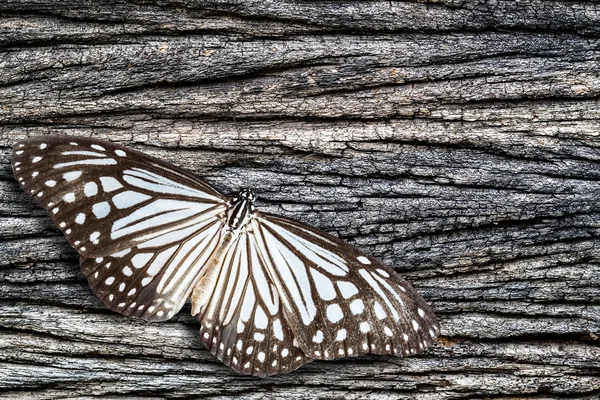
[193,211,439,376]
[252,214,440,362]
[12,136,229,321]
[194,231,311,377]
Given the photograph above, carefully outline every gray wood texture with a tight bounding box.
[1,1,599,398]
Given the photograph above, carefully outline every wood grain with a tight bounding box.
[1,1,599,398]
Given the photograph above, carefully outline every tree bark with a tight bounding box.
[1,1,599,398]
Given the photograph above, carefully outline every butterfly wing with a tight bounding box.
[252,213,440,361]
[194,211,439,376]
[194,230,311,377]
[12,136,229,321]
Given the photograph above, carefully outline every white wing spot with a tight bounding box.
[374,302,387,319]
[232,357,238,365]
[338,349,344,356]
[118,282,125,292]
[75,213,86,225]
[362,342,369,350]
[128,288,136,296]
[255,306,268,329]
[63,171,82,182]
[326,303,344,323]
[236,340,243,351]
[412,319,420,331]
[52,207,59,214]
[32,171,39,177]
[203,332,209,339]
[350,298,365,315]
[429,329,436,338]
[39,144,47,149]
[132,253,153,269]
[84,181,98,197]
[376,268,390,278]
[385,344,391,351]
[32,156,42,163]
[271,360,277,367]
[123,266,133,276]
[141,277,152,286]
[257,352,265,363]
[237,321,245,333]
[403,333,409,342]
[65,229,71,234]
[360,322,370,333]
[157,310,164,317]
[244,362,250,369]
[138,305,145,311]
[418,308,425,318]
[105,276,115,285]
[246,346,254,355]
[384,326,393,337]
[337,281,358,299]
[59,222,66,228]
[115,149,126,157]
[254,333,265,342]
[357,256,371,264]
[63,192,76,203]
[112,191,151,209]
[36,192,43,197]
[314,351,321,357]
[90,231,100,244]
[109,294,114,301]
[281,348,289,357]
[45,180,57,187]
[92,202,111,219]
[100,176,123,192]
[69,142,78,146]
[336,328,347,341]
[312,330,324,344]
[91,144,106,152]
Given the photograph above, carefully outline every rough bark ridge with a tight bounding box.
[1,1,599,399]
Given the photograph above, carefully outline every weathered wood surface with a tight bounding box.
[1,1,600,398]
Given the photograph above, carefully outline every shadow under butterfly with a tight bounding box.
[11,136,440,377]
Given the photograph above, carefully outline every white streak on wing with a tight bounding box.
[158,223,221,294]
[111,200,214,239]
[240,284,256,323]
[249,235,278,315]
[261,219,348,276]
[124,168,221,201]
[63,171,82,182]
[137,216,217,249]
[61,150,107,157]
[273,319,284,341]
[147,245,178,276]
[310,268,336,301]
[222,236,248,325]
[261,225,315,325]
[358,269,399,321]
[112,191,152,209]
[372,272,407,311]
[54,159,117,168]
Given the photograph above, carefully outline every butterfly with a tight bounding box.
[11,135,440,376]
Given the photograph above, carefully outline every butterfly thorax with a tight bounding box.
[226,188,256,231]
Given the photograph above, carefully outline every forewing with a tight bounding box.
[12,136,229,321]
[195,231,311,377]
[252,213,440,360]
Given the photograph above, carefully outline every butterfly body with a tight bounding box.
[12,136,440,376]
